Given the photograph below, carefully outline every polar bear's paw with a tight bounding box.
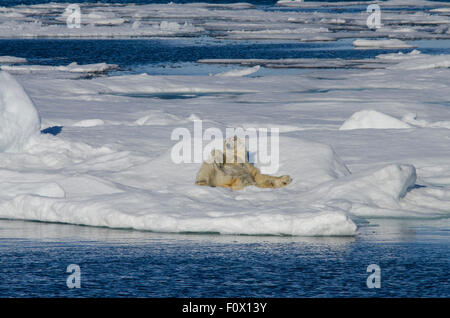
[275,175,292,188]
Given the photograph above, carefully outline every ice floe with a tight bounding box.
[353,39,416,49]
[0,56,27,64]
[0,1,450,236]
[0,66,449,236]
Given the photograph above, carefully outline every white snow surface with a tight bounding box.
[1,60,450,236]
[0,71,41,152]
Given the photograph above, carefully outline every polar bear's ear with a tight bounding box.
[206,149,223,163]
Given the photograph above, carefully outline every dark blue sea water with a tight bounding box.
[0,219,448,297]
[0,38,411,65]
[1,38,450,76]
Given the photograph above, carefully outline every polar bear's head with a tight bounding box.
[206,136,249,165]
[223,136,248,164]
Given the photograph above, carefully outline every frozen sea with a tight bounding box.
[0,0,449,298]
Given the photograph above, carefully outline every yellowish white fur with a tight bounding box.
[195,137,292,190]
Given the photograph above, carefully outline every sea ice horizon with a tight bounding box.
[0,0,448,299]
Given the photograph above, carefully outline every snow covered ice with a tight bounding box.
[0,1,449,237]
[353,39,416,49]
[1,62,118,74]
[0,71,41,152]
[1,62,449,236]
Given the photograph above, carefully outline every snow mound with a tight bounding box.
[134,111,183,126]
[276,137,351,190]
[0,71,41,152]
[309,164,417,211]
[339,110,412,130]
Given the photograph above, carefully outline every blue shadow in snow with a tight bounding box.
[41,126,63,136]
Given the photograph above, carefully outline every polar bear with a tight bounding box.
[195,136,292,190]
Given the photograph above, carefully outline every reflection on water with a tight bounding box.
[0,218,448,297]
[1,218,448,244]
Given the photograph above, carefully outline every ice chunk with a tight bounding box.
[0,71,41,152]
[339,110,412,130]
[65,62,118,73]
[313,164,416,204]
[1,62,118,74]
[0,56,27,64]
[353,39,415,49]
[430,8,450,13]
[375,49,422,61]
